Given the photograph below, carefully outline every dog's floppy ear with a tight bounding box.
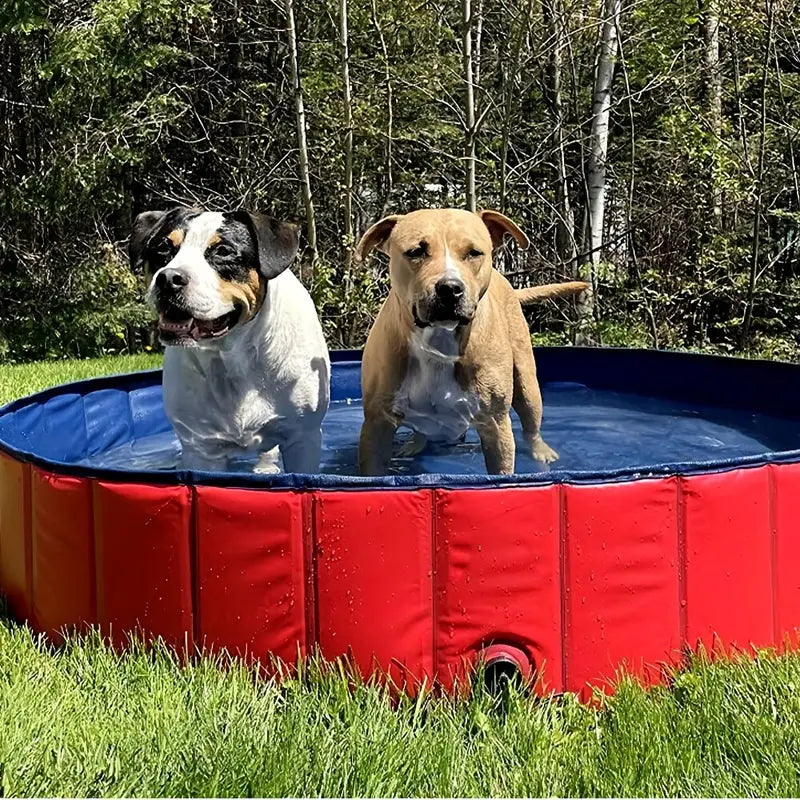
[354,215,402,262]
[477,209,530,251]
[233,210,299,280]
[129,210,168,269]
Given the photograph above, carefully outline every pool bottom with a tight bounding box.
[77,381,800,476]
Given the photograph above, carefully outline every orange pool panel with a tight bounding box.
[92,481,194,651]
[0,454,31,623]
[31,468,95,640]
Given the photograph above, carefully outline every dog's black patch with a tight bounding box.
[230,210,299,280]
[210,217,260,282]
[131,206,199,273]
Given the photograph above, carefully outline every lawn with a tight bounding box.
[0,353,162,406]
[1,355,800,797]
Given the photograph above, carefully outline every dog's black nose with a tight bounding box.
[156,268,188,291]
[435,278,465,301]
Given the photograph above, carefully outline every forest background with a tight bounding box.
[1,0,798,363]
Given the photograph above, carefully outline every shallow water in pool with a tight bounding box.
[76,381,800,476]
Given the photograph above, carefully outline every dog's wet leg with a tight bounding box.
[475,415,515,474]
[510,329,559,465]
[280,428,323,473]
[359,414,397,476]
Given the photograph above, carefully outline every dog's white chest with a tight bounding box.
[163,348,281,450]
[393,326,478,442]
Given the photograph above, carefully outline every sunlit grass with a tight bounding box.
[0,353,162,406]
[1,623,800,797]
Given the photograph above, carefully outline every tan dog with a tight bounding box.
[355,208,587,476]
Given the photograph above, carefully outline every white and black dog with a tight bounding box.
[130,207,330,474]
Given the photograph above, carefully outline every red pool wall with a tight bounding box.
[3,452,800,698]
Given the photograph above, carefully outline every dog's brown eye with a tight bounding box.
[214,244,235,258]
[466,248,484,259]
[152,239,175,259]
[404,245,427,260]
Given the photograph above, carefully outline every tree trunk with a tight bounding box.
[284,0,318,261]
[617,25,659,347]
[339,0,354,275]
[474,0,485,88]
[580,0,621,344]
[463,0,477,212]
[694,0,723,346]
[701,0,723,226]
[740,0,775,349]
[227,0,248,145]
[499,0,532,213]
[542,0,577,269]
[371,0,393,213]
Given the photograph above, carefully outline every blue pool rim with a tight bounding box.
[2,346,800,490]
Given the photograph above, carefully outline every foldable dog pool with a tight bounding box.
[1,347,800,698]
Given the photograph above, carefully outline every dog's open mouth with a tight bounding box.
[158,307,241,343]
[413,304,472,329]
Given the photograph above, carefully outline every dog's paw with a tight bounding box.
[254,448,283,474]
[530,436,559,464]
[396,431,427,458]
[254,462,282,475]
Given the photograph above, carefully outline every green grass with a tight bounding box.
[2,354,800,797]
[1,625,800,797]
[0,353,162,406]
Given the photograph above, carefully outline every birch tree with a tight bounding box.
[463,0,477,212]
[498,0,534,213]
[701,0,723,226]
[474,0,485,88]
[740,0,776,347]
[542,0,577,269]
[580,0,622,342]
[339,0,355,316]
[371,0,393,212]
[284,0,317,261]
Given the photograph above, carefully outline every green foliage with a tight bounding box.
[1,0,799,360]
[596,319,653,349]
[0,0,47,33]
[0,242,151,362]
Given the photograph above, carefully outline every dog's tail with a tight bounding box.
[515,281,589,305]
